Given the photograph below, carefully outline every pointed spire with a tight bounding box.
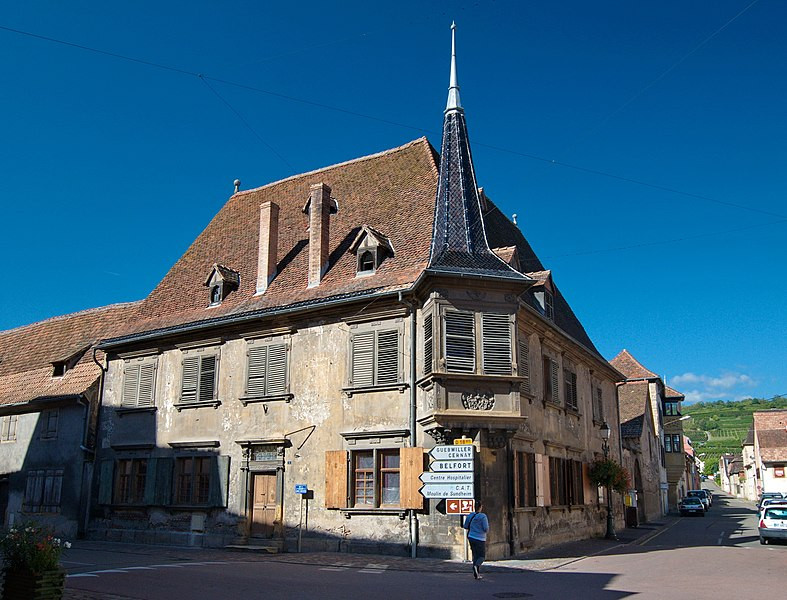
[446,21,462,113]
[427,23,526,282]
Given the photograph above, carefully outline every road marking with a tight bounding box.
[67,574,100,579]
[359,569,385,574]
[124,566,155,570]
[61,560,94,565]
[319,567,348,571]
[365,563,389,570]
[148,564,186,568]
[637,518,681,546]
[717,532,725,545]
[90,569,130,574]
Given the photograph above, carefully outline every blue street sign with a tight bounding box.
[295,484,308,494]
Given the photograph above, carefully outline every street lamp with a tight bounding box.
[663,415,692,427]
[599,422,617,540]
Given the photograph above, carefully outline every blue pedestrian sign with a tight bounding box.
[295,484,308,494]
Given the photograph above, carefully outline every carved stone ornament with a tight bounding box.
[425,427,451,444]
[518,421,533,437]
[486,432,509,450]
[461,391,495,411]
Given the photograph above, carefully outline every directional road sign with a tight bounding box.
[419,472,474,484]
[446,499,475,514]
[419,483,474,499]
[429,459,474,472]
[428,445,474,460]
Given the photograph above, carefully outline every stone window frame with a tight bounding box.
[175,343,222,411]
[119,354,159,414]
[343,317,408,396]
[240,332,293,406]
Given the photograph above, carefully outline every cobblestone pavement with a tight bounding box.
[61,518,676,600]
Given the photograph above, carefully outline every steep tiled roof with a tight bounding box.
[665,385,684,399]
[754,411,787,461]
[618,380,649,431]
[0,302,140,409]
[621,414,644,438]
[610,349,658,380]
[743,424,755,446]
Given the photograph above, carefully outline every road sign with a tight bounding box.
[429,445,474,460]
[420,472,474,483]
[429,459,474,472]
[446,499,475,514]
[419,483,474,498]
[295,484,308,494]
[453,437,473,445]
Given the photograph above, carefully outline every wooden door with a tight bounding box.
[250,473,277,537]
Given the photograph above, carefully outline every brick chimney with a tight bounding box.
[256,201,279,294]
[306,183,333,287]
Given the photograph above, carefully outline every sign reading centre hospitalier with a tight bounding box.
[419,444,475,499]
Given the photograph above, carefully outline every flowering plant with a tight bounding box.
[588,458,631,495]
[0,523,71,574]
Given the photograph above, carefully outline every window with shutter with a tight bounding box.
[1,415,18,442]
[518,335,530,394]
[551,360,560,405]
[423,314,433,375]
[349,329,400,388]
[247,343,288,398]
[593,386,604,422]
[181,353,219,404]
[482,313,512,375]
[444,311,475,373]
[564,369,578,411]
[543,357,559,404]
[122,360,156,408]
[23,468,63,513]
[515,451,537,507]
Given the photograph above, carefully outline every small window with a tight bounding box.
[664,402,680,416]
[52,362,67,377]
[174,456,211,505]
[23,468,63,513]
[211,285,223,305]
[518,334,530,394]
[564,368,578,411]
[40,410,59,440]
[444,311,476,373]
[181,353,219,404]
[351,449,400,507]
[548,457,584,506]
[358,250,376,274]
[114,459,148,505]
[423,314,433,375]
[481,313,512,375]
[1,415,18,442]
[544,291,554,321]
[593,386,604,422]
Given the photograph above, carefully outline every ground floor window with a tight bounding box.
[23,469,63,513]
[114,459,148,504]
[549,457,584,506]
[175,457,211,505]
[352,449,400,507]
[514,451,537,507]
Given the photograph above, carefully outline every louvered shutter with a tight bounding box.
[122,364,140,407]
[138,363,156,407]
[267,343,288,395]
[423,314,433,375]
[198,355,217,403]
[351,332,375,386]
[482,313,512,375]
[209,455,230,507]
[182,356,199,402]
[98,460,114,505]
[400,447,425,509]
[247,346,268,396]
[550,360,560,405]
[376,330,399,385]
[519,337,530,393]
[325,450,349,509]
[444,311,475,373]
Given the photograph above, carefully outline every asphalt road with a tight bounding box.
[62,486,784,599]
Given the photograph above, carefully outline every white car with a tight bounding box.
[759,505,787,544]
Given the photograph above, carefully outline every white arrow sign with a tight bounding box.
[419,483,474,498]
[429,459,474,472]
[420,472,474,483]
[429,445,474,460]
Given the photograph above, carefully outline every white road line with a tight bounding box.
[365,564,389,570]
[124,566,155,570]
[61,560,94,565]
[717,532,725,545]
[90,569,130,574]
[148,564,186,568]
[359,569,384,574]
[66,574,100,579]
[319,567,348,571]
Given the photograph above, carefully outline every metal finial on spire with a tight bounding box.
[446,21,462,113]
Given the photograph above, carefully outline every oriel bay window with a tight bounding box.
[442,310,513,375]
[325,447,425,511]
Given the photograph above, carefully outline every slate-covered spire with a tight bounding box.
[428,23,526,280]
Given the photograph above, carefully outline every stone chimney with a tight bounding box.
[256,201,279,294]
[306,183,333,288]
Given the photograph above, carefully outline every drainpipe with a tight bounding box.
[85,348,109,538]
[507,437,515,556]
[397,291,419,559]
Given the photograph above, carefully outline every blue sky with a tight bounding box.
[1,1,784,404]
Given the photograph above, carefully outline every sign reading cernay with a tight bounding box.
[419,444,475,499]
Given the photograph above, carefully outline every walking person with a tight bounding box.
[463,501,489,580]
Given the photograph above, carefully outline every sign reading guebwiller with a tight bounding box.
[420,444,475,499]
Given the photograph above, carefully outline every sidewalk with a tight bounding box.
[62,517,677,599]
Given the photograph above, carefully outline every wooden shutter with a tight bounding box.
[247,346,268,396]
[154,458,174,505]
[143,458,158,505]
[550,359,560,405]
[198,355,217,402]
[138,363,156,407]
[482,313,512,375]
[351,332,375,386]
[444,311,475,373]
[267,344,288,395]
[122,364,140,407]
[423,314,433,375]
[564,370,577,410]
[518,336,530,393]
[399,447,425,509]
[325,450,348,509]
[595,387,604,421]
[527,453,537,507]
[209,455,230,507]
[376,330,399,385]
[182,356,199,402]
[98,460,114,505]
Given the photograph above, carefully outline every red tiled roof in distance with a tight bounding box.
[665,385,684,399]
[618,380,649,425]
[610,349,659,380]
[754,409,787,461]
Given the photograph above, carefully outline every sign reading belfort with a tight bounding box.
[419,445,475,499]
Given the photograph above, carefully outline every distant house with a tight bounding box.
[0,302,138,536]
[752,410,787,497]
[617,381,662,524]
[741,425,758,501]
[718,453,744,497]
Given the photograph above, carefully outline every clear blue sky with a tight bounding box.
[1,1,784,404]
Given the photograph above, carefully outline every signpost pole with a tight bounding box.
[298,494,304,553]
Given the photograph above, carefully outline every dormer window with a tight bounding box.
[544,291,554,321]
[204,263,240,307]
[527,270,555,322]
[349,225,394,277]
[52,361,67,377]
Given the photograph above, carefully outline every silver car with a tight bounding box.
[759,505,787,544]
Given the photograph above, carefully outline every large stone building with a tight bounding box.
[83,29,623,558]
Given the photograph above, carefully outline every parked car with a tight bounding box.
[687,490,709,510]
[758,492,784,511]
[759,505,787,544]
[760,499,787,517]
[699,489,713,507]
[680,496,706,517]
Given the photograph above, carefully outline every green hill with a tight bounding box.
[682,396,787,475]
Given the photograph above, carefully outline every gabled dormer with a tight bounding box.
[51,344,91,377]
[204,263,240,306]
[527,270,555,321]
[349,225,394,276]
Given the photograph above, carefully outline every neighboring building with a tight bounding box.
[718,453,735,494]
[617,381,662,524]
[752,410,787,497]
[719,453,744,496]
[85,29,624,558]
[0,303,138,536]
[683,437,700,493]
[741,425,758,501]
